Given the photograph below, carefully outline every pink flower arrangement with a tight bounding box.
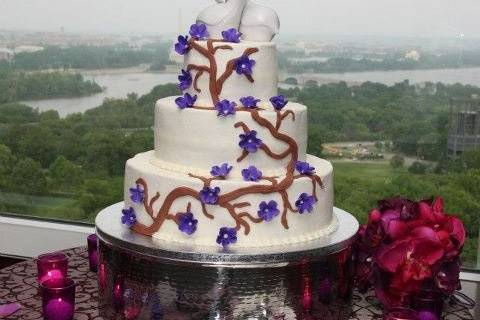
[355,197,466,309]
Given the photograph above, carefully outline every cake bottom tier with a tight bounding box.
[124,151,337,248]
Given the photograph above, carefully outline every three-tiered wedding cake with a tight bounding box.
[121,1,338,249]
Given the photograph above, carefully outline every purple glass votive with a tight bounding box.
[37,253,68,284]
[411,289,444,318]
[383,307,418,320]
[87,234,98,272]
[40,278,76,320]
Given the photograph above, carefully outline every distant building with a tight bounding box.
[0,47,13,61]
[14,45,44,54]
[405,49,421,61]
[447,97,480,159]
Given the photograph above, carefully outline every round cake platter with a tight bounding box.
[96,203,359,319]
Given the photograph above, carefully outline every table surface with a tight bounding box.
[0,247,474,320]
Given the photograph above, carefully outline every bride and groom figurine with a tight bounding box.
[197,0,280,42]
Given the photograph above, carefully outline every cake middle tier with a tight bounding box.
[154,97,308,178]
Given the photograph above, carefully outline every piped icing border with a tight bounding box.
[152,213,339,248]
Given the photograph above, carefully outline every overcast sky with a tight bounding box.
[1,0,479,39]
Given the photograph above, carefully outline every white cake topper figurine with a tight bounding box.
[197,0,280,42]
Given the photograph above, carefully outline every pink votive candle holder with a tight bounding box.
[87,234,98,272]
[383,307,418,320]
[40,278,76,320]
[37,252,68,284]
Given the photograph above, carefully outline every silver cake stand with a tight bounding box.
[96,203,359,320]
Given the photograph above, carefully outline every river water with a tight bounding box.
[22,67,480,117]
[22,72,177,117]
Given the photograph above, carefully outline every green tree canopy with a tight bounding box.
[49,156,83,189]
[10,158,47,195]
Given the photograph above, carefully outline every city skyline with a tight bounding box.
[0,0,479,39]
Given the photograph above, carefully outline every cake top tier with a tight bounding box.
[173,1,281,106]
[197,0,280,42]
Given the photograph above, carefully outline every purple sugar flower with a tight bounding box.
[129,185,144,203]
[178,212,198,235]
[178,69,192,91]
[216,227,237,249]
[175,93,197,109]
[175,35,190,55]
[296,161,316,176]
[270,95,289,111]
[189,23,209,40]
[121,207,137,227]
[241,166,263,182]
[240,96,261,109]
[258,201,280,222]
[222,28,242,43]
[239,130,263,153]
[199,186,221,205]
[215,99,237,117]
[295,193,316,214]
[211,163,233,178]
[235,55,256,76]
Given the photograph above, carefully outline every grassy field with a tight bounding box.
[332,160,400,224]
[0,191,80,220]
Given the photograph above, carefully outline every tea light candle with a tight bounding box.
[383,307,418,320]
[87,234,98,272]
[37,253,68,284]
[40,278,76,320]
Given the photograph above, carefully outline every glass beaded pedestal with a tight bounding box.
[96,203,359,320]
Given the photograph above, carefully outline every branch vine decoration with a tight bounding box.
[132,109,325,237]
[186,39,259,105]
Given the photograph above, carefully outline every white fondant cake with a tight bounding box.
[121,1,338,249]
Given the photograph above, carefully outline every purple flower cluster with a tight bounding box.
[216,227,237,249]
[174,35,190,55]
[270,95,289,111]
[239,130,263,153]
[121,207,137,227]
[211,163,233,178]
[258,201,280,222]
[199,186,221,205]
[240,96,260,109]
[235,55,256,76]
[189,23,209,40]
[295,193,316,214]
[222,28,242,43]
[241,166,263,182]
[296,161,316,175]
[175,93,197,109]
[129,185,144,203]
[215,99,237,117]
[178,69,192,91]
[178,212,198,235]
